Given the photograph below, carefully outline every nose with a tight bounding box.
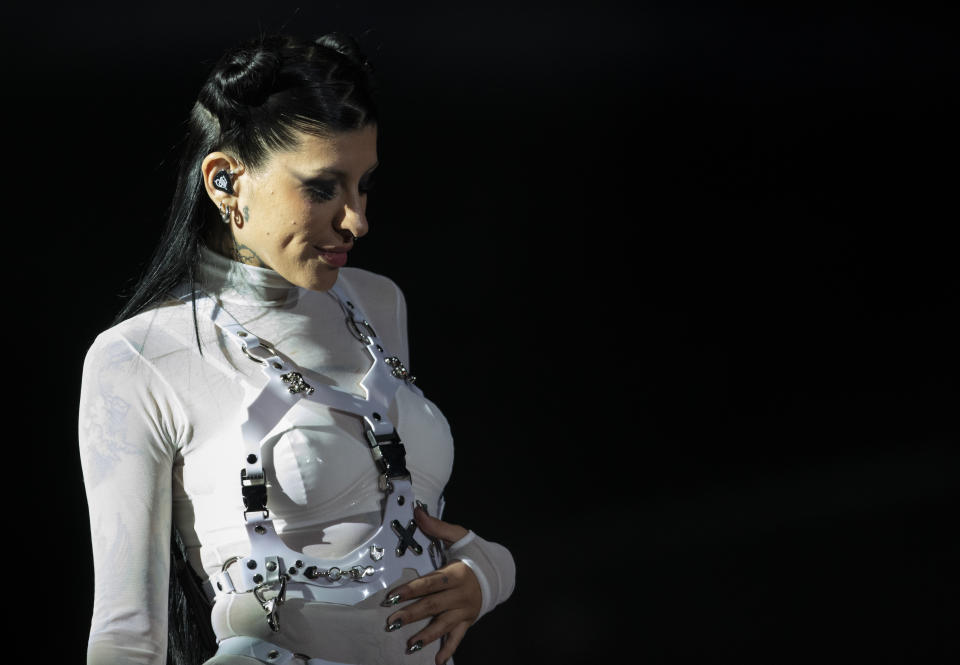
[340,198,368,241]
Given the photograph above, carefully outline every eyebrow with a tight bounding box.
[306,162,379,179]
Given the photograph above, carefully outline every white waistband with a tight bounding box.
[216,635,353,665]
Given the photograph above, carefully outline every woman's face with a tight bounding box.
[225,125,378,292]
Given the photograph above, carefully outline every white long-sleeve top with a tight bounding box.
[79,250,461,664]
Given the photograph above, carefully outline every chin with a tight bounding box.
[300,268,340,293]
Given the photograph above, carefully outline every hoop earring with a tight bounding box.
[220,202,232,224]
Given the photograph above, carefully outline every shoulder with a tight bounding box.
[79,303,195,458]
[82,301,197,380]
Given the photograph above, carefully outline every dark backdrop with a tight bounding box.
[8,1,957,663]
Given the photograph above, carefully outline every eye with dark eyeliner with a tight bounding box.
[304,179,337,203]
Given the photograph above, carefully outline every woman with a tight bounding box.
[78,33,515,665]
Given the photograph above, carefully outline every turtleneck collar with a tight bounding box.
[198,246,300,307]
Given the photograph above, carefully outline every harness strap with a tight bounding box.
[175,284,438,609]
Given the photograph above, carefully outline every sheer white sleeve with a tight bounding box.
[79,332,184,665]
[448,531,517,622]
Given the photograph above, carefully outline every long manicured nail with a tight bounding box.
[406,640,423,654]
[381,593,401,607]
[387,618,402,632]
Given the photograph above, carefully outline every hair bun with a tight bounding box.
[315,33,372,72]
[201,40,283,119]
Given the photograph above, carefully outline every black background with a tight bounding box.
[7,0,958,663]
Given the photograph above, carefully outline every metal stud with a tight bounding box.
[255,525,266,534]
[370,545,384,561]
[281,371,315,395]
[247,560,257,569]
[266,561,277,572]
[253,574,263,584]
[397,495,405,506]
[247,454,258,464]
[383,356,416,383]
[350,565,375,578]
[267,651,279,660]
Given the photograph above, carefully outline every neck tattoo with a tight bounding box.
[229,236,269,268]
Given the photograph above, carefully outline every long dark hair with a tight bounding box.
[121,33,379,665]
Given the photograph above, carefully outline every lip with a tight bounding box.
[315,244,351,267]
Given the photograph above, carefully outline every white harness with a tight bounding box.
[180,284,443,663]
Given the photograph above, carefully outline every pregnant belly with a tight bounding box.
[210,568,439,665]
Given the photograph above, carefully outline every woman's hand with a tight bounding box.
[383,505,482,664]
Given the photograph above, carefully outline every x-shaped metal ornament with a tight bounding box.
[391,519,423,556]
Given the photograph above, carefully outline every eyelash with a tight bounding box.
[307,185,336,202]
[306,179,375,203]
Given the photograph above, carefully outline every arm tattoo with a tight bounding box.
[231,236,269,268]
[243,205,250,222]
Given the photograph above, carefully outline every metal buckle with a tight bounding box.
[241,469,268,517]
[254,574,287,632]
[345,317,373,344]
[364,428,410,481]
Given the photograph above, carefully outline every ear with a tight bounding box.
[200,152,245,207]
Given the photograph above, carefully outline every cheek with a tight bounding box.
[285,200,316,227]
[280,205,323,249]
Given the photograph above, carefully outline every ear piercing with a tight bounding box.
[215,164,241,222]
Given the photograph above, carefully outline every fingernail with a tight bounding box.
[381,593,401,607]
[405,640,423,654]
[415,500,428,513]
[387,618,402,632]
